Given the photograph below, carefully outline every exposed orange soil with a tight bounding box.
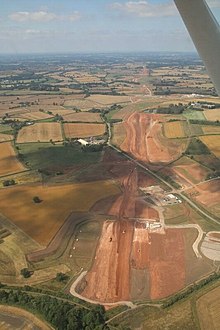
[135,201,159,219]
[120,112,185,164]
[131,223,149,269]
[0,142,25,176]
[81,219,134,302]
[149,229,185,300]
[17,123,63,143]
[0,180,119,245]
[63,112,102,122]
[64,123,106,138]
[108,168,138,219]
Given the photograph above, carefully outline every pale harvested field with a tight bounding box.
[63,112,102,122]
[17,123,63,143]
[202,126,220,135]
[204,109,220,121]
[197,286,220,330]
[75,75,101,83]
[0,133,13,142]
[0,180,119,245]
[0,305,52,330]
[88,94,130,105]
[0,142,25,176]
[164,121,186,138]
[18,111,54,120]
[64,99,104,110]
[199,135,220,157]
[64,123,106,138]
[49,108,74,116]
[112,122,127,146]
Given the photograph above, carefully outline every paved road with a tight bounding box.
[70,271,137,309]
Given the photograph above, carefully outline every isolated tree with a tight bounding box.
[20,268,32,278]
[33,196,41,203]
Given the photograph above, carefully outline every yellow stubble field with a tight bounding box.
[64,123,106,138]
[17,123,63,143]
[200,135,220,157]
[164,121,186,138]
[0,142,25,176]
[0,180,119,245]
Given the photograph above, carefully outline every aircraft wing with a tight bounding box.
[174,0,220,96]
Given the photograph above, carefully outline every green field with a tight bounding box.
[185,138,210,155]
[183,110,206,120]
[17,143,102,171]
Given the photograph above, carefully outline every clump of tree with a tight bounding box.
[82,144,105,152]
[20,268,32,278]
[155,103,186,114]
[56,272,69,283]
[33,196,42,203]
[3,179,15,187]
[0,290,107,329]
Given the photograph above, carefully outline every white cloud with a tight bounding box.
[68,11,81,22]
[8,10,82,23]
[9,11,57,22]
[110,1,177,18]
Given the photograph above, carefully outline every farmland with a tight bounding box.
[0,180,119,245]
[0,53,220,329]
[202,126,220,135]
[64,123,106,138]
[88,94,130,105]
[204,109,220,121]
[199,135,220,157]
[163,120,186,138]
[0,142,25,176]
[18,143,103,171]
[197,286,220,330]
[63,111,102,123]
[17,123,63,143]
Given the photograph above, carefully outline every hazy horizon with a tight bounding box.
[1,0,220,54]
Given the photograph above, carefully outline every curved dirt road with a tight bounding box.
[70,271,137,309]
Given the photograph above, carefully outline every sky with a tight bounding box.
[0,0,220,54]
